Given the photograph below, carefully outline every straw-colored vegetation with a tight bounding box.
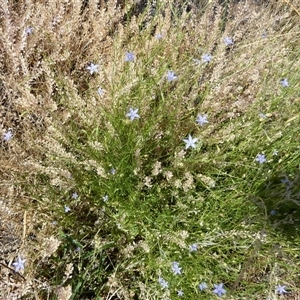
[1,0,300,299]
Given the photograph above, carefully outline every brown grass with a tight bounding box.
[1,0,299,298]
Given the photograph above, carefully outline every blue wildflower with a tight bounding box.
[25,27,34,34]
[87,63,99,75]
[202,53,212,63]
[158,277,169,289]
[3,130,13,141]
[12,256,26,272]
[97,87,105,96]
[280,78,289,87]
[213,283,226,297]
[255,154,266,164]
[64,205,71,213]
[198,282,208,291]
[171,261,182,275]
[155,33,163,40]
[183,134,198,149]
[126,108,140,121]
[189,243,198,252]
[167,70,177,82]
[125,51,135,62]
[259,113,267,119]
[196,114,209,126]
[276,285,287,295]
[224,37,234,46]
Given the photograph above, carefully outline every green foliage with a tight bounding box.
[2,0,300,299]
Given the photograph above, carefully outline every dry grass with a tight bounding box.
[1,0,300,299]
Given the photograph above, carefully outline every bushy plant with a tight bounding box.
[1,0,300,299]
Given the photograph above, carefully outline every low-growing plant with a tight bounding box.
[1,0,300,299]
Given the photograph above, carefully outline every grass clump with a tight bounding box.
[1,0,300,299]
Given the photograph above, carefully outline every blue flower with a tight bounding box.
[280,78,289,87]
[72,192,78,199]
[196,114,209,126]
[262,32,267,39]
[158,277,169,289]
[189,243,198,252]
[224,37,234,46]
[167,70,177,82]
[155,33,163,40]
[270,210,277,216]
[276,285,287,295]
[183,134,198,149]
[259,113,267,119]
[126,108,140,121]
[171,261,182,275]
[64,205,71,213]
[87,63,99,75]
[12,256,26,272]
[125,51,135,62]
[202,53,212,63]
[177,290,184,297]
[213,283,226,297]
[198,282,208,291]
[25,27,34,35]
[97,87,105,96]
[255,154,266,164]
[3,130,13,141]
[110,168,116,175]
